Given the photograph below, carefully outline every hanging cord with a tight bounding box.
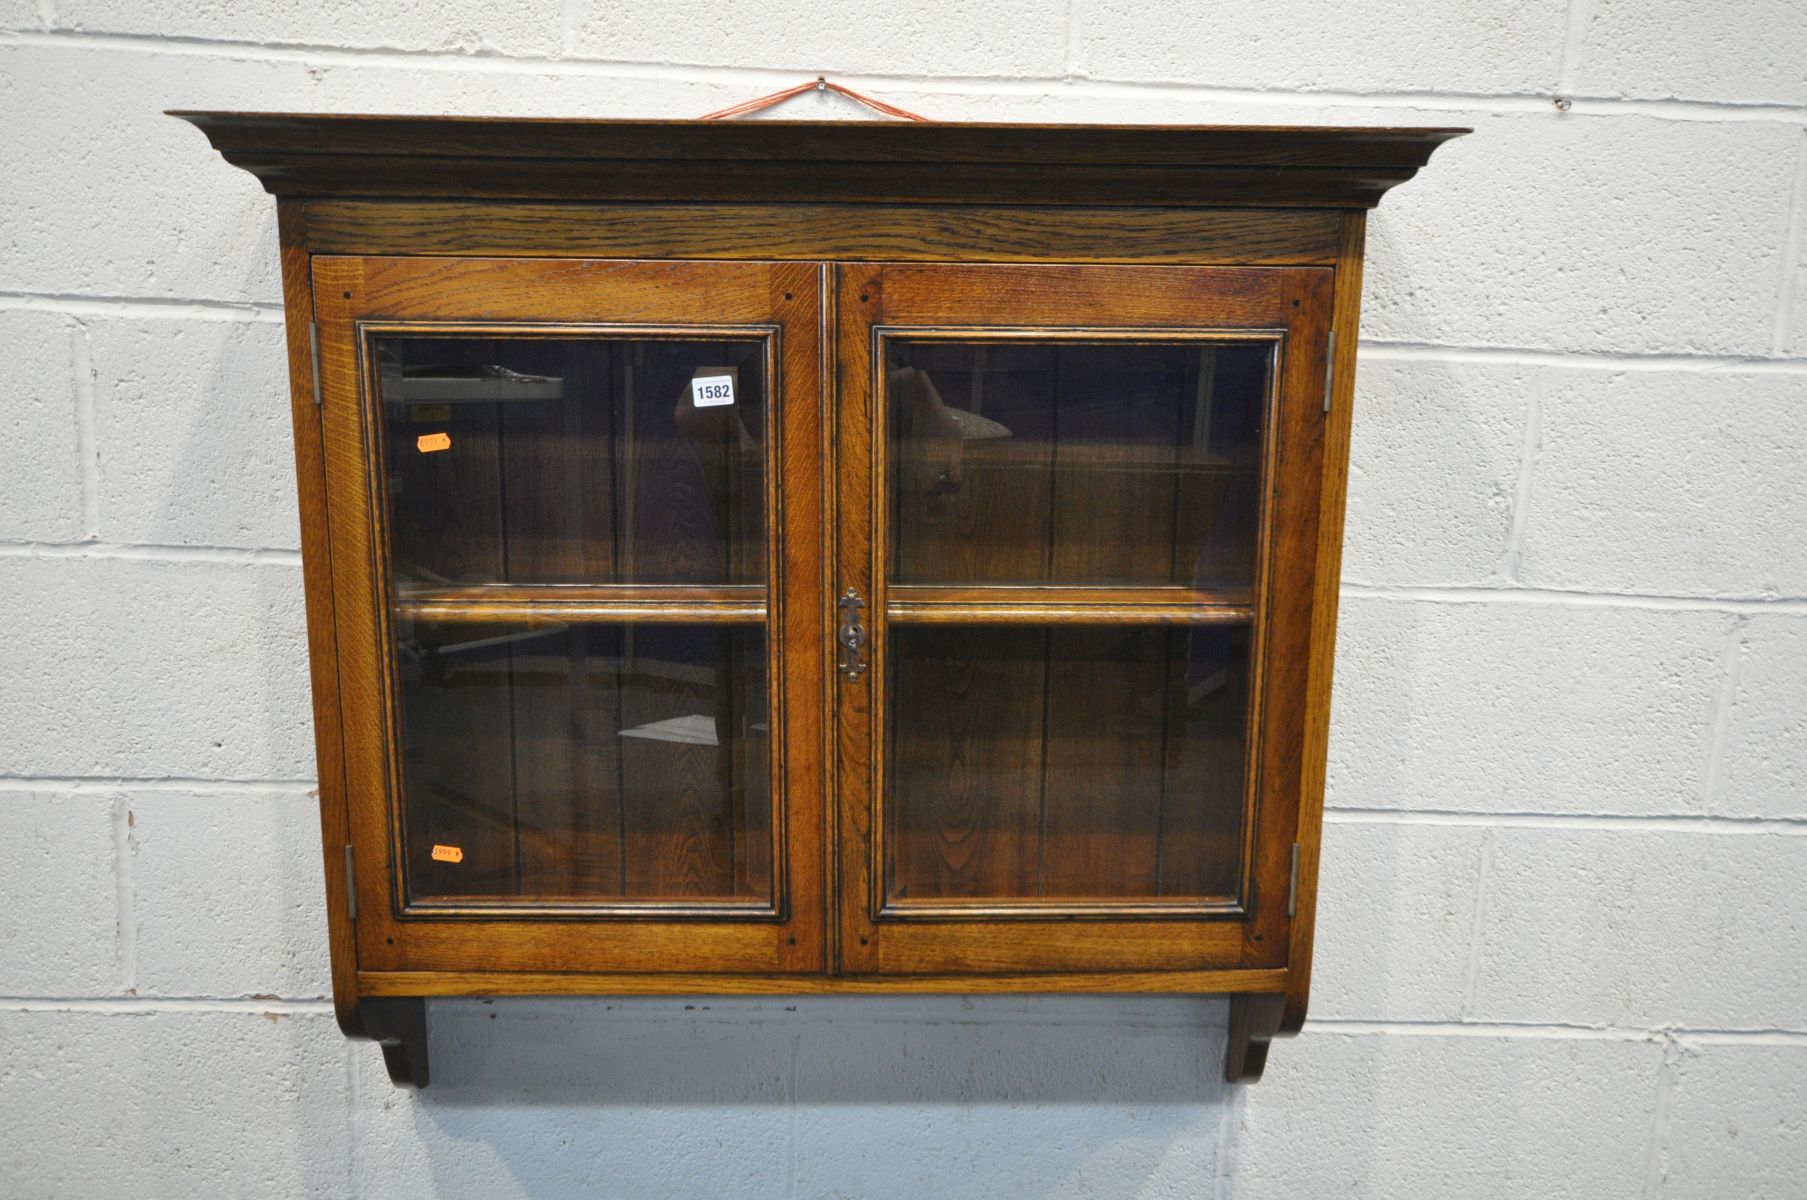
[700,76,928,122]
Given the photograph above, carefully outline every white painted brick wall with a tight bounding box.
[1231,1031,1665,1197]
[1521,370,1807,598]
[1329,598,1732,816]
[86,317,300,551]
[1718,616,1807,818]
[1662,1043,1807,1197]
[129,789,331,999]
[0,791,120,995]
[54,0,565,56]
[1572,0,1807,105]
[0,1,1802,1195]
[570,0,1071,78]
[1471,827,1807,1028]
[1071,0,1570,95]
[1310,821,1486,1022]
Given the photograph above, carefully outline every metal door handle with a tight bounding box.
[837,587,868,680]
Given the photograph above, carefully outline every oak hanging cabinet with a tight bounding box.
[176,110,1465,1087]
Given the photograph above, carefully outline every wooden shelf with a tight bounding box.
[886,585,1253,625]
[394,583,767,624]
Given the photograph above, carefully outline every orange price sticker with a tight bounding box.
[430,844,464,863]
[417,432,452,453]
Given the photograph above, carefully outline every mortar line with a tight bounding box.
[1698,617,1749,811]
[1361,341,1807,373]
[1458,828,1497,1020]
[70,320,100,540]
[1494,370,1543,583]
[1326,808,1807,834]
[0,291,286,321]
[1341,581,1807,614]
[785,1028,800,1200]
[1641,1036,1682,1200]
[4,30,1807,122]
[109,796,137,997]
[6,996,1798,1043]
[13,289,1807,375]
[343,1039,363,1200]
[1772,129,1807,355]
[0,539,303,564]
[1214,1070,1241,1200]
[0,776,317,793]
[1307,1019,1807,1043]
[1555,0,1594,93]
[0,997,336,1013]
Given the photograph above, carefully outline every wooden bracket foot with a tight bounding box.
[1225,992,1287,1083]
[361,997,430,1087]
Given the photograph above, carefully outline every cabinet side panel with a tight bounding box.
[1284,211,1368,1031]
[277,201,363,1036]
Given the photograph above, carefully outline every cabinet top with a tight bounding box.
[172,112,1467,208]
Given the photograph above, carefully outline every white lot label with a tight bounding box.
[691,374,735,407]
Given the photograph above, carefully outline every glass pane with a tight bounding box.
[887,340,1268,588]
[376,335,766,587]
[886,623,1247,904]
[397,619,771,904]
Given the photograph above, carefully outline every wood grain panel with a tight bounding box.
[511,629,625,898]
[888,346,1056,584]
[1038,627,1167,898]
[274,201,363,1037]
[301,201,1343,264]
[343,256,781,324]
[1047,345,1189,583]
[621,351,730,583]
[618,627,735,899]
[886,626,1046,901]
[359,967,1293,996]
[728,628,773,899]
[399,633,519,898]
[495,339,619,582]
[877,264,1285,328]
[383,360,506,585]
[1156,626,1250,898]
[1279,211,1370,1035]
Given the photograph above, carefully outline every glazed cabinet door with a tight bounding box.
[834,263,1332,974]
[314,257,826,975]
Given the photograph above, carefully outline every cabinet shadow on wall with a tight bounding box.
[412,995,1232,1104]
[383,997,1235,1194]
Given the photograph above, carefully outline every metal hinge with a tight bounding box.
[309,321,323,407]
[344,844,357,922]
[1287,843,1301,917]
[1322,331,1336,414]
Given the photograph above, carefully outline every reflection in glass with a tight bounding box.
[887,340,1269,589]
[376,336,766,587]
[397,620,771,904]
[886,623,1248,905]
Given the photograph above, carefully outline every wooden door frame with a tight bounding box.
[832,261,1334,975]
[312,255,827,975]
